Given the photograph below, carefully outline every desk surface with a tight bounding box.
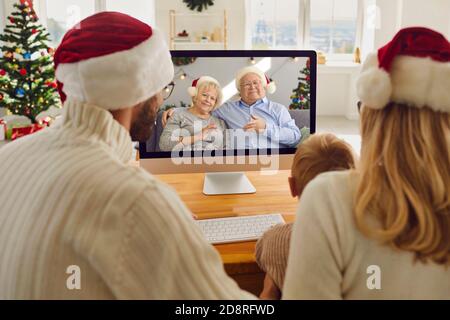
[156,170,297,294]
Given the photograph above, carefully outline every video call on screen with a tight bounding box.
[145,56,312,154]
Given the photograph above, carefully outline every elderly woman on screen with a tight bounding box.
[159,76,227,151]
[282,27,450,299]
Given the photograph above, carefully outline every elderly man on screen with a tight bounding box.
[163,66,301,149]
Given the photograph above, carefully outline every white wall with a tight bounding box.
[155,0,245,50]
[375,0,450,48]
[0,1,5,31]
[400,0,450,36]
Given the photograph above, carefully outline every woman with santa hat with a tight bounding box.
[159,76,227,151]
[282,27,450,299]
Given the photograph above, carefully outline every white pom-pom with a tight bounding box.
[357,68,392,110]
[266,81,276,94]
[187,87,197,97]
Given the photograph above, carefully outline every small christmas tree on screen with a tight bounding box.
[289,58,311,110]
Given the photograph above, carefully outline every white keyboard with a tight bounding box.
[195,213,285,244]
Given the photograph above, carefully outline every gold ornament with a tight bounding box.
[354,47,361,64]
[15,48,22,54]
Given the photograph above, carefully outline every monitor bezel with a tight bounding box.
[139,50,317,159]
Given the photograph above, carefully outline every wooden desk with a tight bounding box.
[156,170,297,296]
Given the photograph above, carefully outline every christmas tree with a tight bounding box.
[0,0,59,124]
[289,58,311,110]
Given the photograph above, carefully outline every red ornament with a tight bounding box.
[20,68,27,76]
[9,17,15,23]
[46,81,57,88]
[0,94,3,100]
[306,75,310,82]
[31,29,38,34]
[20,0,31,7]
[0,69,6,76]
[47,48,54,55]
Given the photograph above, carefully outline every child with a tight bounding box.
[255,133,357,299]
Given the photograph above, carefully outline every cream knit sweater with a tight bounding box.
[0,99,254,299]
[283,171,450,299]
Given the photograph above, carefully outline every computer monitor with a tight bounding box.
[139,50,316,195]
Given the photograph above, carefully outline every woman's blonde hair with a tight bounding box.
[192,81,223,110]
[355,103,450,265]
[292,133,357,196]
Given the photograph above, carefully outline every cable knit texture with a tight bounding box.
[0,99,254,299]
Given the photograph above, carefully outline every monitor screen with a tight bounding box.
[139,50,316,159]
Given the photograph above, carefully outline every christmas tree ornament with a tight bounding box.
[15,87,25,98]
[15,47,22,54]
[31,29,37,34]
[19,68,27,76]
[4,51,13,59]
[0,94,3,100]
[23,52,31,59]
[0,69,6,76]
[9,17,15,23]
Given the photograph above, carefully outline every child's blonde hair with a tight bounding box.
[291,133,357,196]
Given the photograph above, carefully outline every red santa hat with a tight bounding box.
[235,66,276,94]
[187,76,220,97]
[54,12,174,110]
[357,27,450,113]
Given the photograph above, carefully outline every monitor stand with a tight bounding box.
[203,172,256,195]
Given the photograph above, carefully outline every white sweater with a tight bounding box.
[0,99,254,299]
[283,171,450,299]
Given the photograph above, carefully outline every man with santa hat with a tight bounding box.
[0,12,254,299]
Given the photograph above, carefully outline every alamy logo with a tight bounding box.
[66,265,81,290]
[366,265,381,290]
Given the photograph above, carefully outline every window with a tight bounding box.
[249,0,299,49]
[309,0,359,55]
[35,0,155,47]
[44,0,96,46]
[247,0,363,60]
